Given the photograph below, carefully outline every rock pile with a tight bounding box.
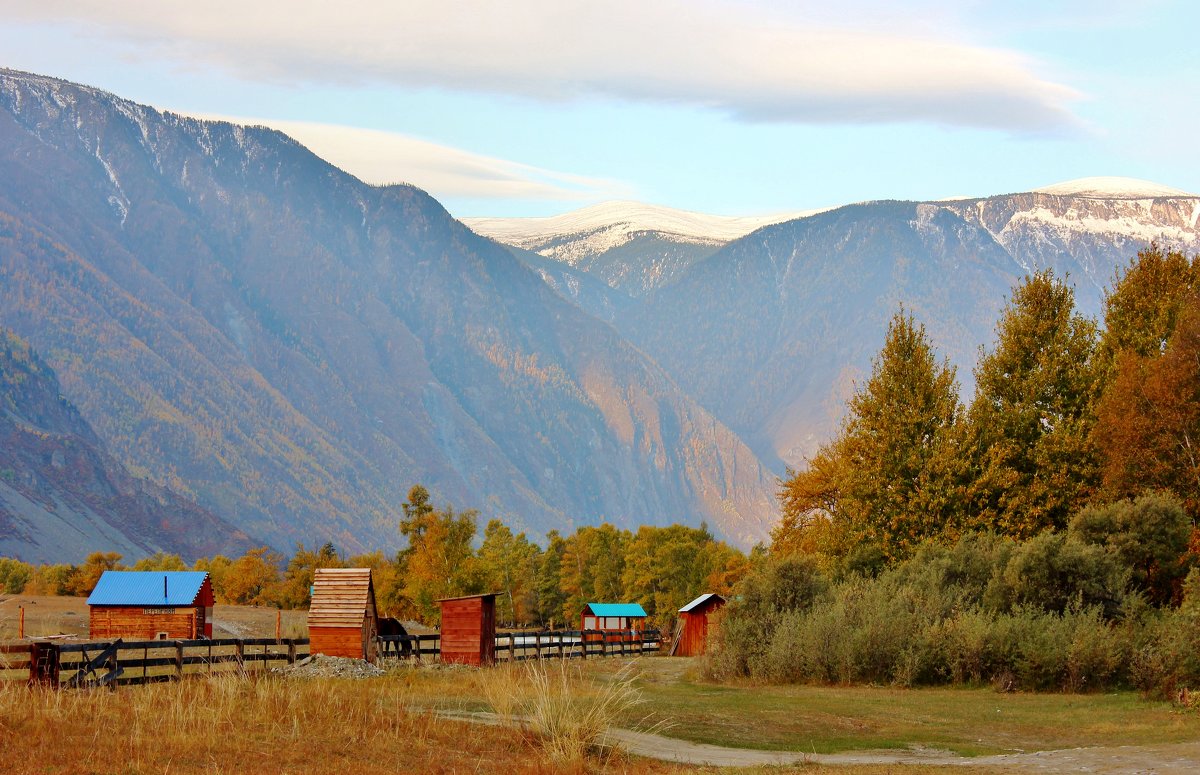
[275,654,386,680]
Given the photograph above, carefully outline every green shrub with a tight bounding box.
[0,558,33,594]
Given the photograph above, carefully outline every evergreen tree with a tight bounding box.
[963,271,1099,537]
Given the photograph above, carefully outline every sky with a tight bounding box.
[1,0,1197,218]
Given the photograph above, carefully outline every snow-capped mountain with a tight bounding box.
[479,178,1199,471]
[940,178,1200,316]
[465,201,816,296]
[470,180,1198,304]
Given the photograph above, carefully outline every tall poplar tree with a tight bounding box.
[963,271,1099,537]
[776,310,960,560]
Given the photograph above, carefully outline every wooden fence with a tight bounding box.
[375,629,662,662]
[0,638,309,688]
[1,628,661,688]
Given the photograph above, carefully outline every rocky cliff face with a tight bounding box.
[942,191,1200,317]
[0,329,251,563]
[0,69,777,556]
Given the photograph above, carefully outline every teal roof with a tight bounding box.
[584,602,647,618]
[87,571,210,606]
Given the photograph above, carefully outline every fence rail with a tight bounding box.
[375,628,662,662]
[3,627,662,688]
[1,638,309,688]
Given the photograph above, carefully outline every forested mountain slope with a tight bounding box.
[0,69,776,557]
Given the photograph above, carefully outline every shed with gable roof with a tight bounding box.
[307,568,378,661]
[87,571,215,640]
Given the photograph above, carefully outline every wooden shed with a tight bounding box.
[580,602,647,633]
[437,593,497,666]
[308,568,378,661]
[87,571,215,640]
[670,593,726,657]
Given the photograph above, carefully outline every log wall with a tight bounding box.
[89,606,205,640]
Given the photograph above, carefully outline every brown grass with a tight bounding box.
[0,594,307,641]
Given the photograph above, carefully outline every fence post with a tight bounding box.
[174,642,184,680]
[287,640,297,665]
[235,640,245,673]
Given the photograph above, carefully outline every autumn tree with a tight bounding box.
[68,552,124,595]
[775,310,961,560]
[963,272,1100,537]
[476,519,541,626]
[277,542,343,609]
[346,550,404,618]
[1094,297,1200,516]
[621,523,748,631]
[220,547,283,606]
[397,485,481,623]
[132,552,188,572]
[559,524,630,624]
[1098,244,1200,372]
[534,530,567,628]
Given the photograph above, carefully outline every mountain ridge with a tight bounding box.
[0,68,777,560]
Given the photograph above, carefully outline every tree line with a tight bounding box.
[774,245,1200,578]
[0,484,747,633]
[708,246,1200,695]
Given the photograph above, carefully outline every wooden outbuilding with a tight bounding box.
[87,571,215,640]
[580,602,647,633]
[670,593,726,656]
[308,568,378,661]
[437,593,497,666]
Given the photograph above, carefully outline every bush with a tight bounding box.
[0,558,32,594]
[990,532,1129,616]
[1071,494,1192,605]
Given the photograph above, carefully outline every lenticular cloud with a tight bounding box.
[6,0,1081,132]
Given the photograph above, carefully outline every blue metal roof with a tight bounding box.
[584,602,647,618]
[87,571,210,606]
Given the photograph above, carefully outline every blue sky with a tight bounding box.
[2,0,1197,217]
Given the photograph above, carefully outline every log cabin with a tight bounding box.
[87,571,215,640]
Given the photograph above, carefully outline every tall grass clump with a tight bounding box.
[478,660,650,770]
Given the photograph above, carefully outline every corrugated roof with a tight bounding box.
[308,568,376,627]
[679,593,726,613]
[583,602,647,618]
[87,571,211,606]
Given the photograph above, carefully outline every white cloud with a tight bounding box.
[186,113,632,202]
[4,0,1082,132]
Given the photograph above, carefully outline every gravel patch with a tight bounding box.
[274,654,385,680]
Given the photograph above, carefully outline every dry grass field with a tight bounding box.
[0,594,308,640]
[4,596,1199,773]
[0,668,982,775]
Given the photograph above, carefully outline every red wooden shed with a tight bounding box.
[437,593,497,666]
[87,571,215,640]
[671,593,726,657]
[308,568,378,661]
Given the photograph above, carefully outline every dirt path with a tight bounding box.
[440,710,1200,773]
[608,728,1200,772]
